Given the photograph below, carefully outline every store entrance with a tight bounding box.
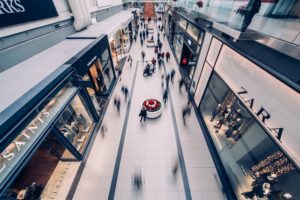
[180,43,194,67]
[180,43,196,88]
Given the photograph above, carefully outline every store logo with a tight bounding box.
[237,86,283,141]
[0,0,25,14]
[0,109,50,174]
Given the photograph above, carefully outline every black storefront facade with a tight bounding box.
[190,34,300,199]
[167,11,205,88]
[0,36,116,199]
[67,36,117,115]
[168,7,300,200]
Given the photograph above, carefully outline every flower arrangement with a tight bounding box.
[143,99,162,112]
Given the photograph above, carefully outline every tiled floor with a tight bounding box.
[73,19,226,200]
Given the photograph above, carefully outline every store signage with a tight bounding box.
[0,109,50,174]
[237,86,283,141]
[188,61,197,66]
[0,0,58,28]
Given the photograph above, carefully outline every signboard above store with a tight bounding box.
[0,0,58,28]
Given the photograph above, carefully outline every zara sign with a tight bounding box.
[237,86,283,141]
[0,0,58,28]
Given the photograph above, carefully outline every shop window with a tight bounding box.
[0,83,77,184]
[199,73,300,199]
[2,133,77,200]
[186,23,199,42]
[56,94,93,156]
[179,18,187,30]
[100,49,110,67]
[85,58,114,96]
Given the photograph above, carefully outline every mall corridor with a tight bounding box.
[73,19,225,200]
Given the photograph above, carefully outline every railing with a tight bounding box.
[174,0,300,46]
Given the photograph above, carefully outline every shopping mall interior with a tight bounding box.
[0,0,299,199]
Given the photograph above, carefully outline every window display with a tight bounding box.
[179,18,187,30]
[0,83,77,184]
[84,57,115,96]
[2,133,76,200]
[56,94,93,156]
[173,26,184,62]
[186,23,199,42]
[200,73,300,200]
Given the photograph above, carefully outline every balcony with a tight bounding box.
[174,0,300,60]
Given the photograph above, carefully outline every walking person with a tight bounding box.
[114,96,121,113]
[179,78,185,94]
[166,74,170,89]
[163,32,166,39]
[161,74,164,88]
[141,51,145,62]
[157,51,161,60]
[139,107,147,123]
[133,170,143,190]
[170,69,176,84]
[140,38,143,46]
[163,89,168,105]
[128,55,132,63]
[166,51,170,62]
[117,69,122,81]
[121,85,129,101]
[100,123,107,138]
[161,52,165,60]
[143,31,146,40]
[158,58,162,69]
[182,105,191,125]
[134,34,137,42]
[172,160,179,178]
[237,0,261,32]
[158,42,162,51]
[151,57,156,68]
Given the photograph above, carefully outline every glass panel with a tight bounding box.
[178,17,187,30]
[100,49,110,67]
[186,23,199,42]
[56,94,94,156]
[0,84,77,184]
[2,133,80,200]
[200,73,300,200]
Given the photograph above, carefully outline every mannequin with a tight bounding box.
[210,104,222,122]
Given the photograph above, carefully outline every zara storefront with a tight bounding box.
[193,38,300,199]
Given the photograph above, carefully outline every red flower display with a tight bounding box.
[196,0,203,8]
[143,99,162,112]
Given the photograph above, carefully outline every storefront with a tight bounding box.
[170,15,205,87]
[109,25,131,69]
[0,68,99,199]
[196,43,300,199]
[67,10,134,71]
[67,36,116,115]
[0,36,116,199]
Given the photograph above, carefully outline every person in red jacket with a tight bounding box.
[166,51,170,62]
[151,57,156,68]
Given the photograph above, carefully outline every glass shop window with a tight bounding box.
[199,73,300,200]
[179,18,187,30]
[100,49,110,67]
[56,94,93,156]
[186,23,199,42]
[2,133,77,200]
